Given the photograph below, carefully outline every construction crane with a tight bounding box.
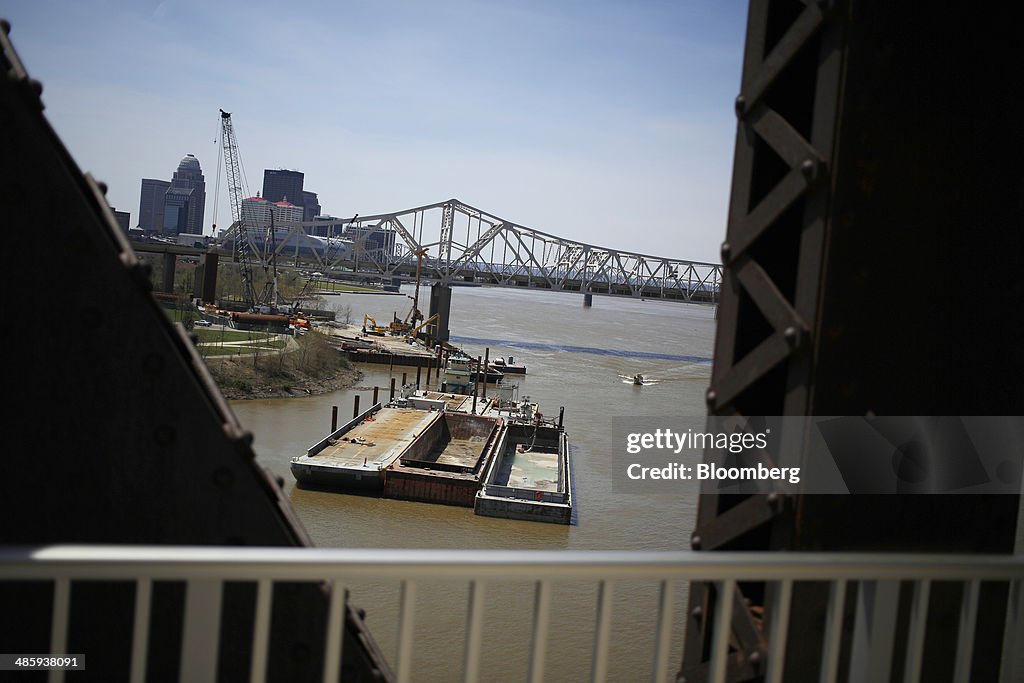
[217,109,260,310]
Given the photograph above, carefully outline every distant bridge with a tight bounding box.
[219,198,722,305]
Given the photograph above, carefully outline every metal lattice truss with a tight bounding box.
[221,199,721,304]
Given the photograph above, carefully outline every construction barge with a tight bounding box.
[291,390,573,523]
[291,403,503,507]
[474,422,572,524]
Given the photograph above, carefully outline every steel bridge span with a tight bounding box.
[220,198,722,305]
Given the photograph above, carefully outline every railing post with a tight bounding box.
[49,578,70,683]
[591,580,614,683]
[180,580,223,683]
[848,580,899,683]
[130,579,152,683]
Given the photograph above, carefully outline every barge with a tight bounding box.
[474,422,572,524]
[290,403,503,507]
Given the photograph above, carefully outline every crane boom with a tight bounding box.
[218,109,259,308]
[219,109,246,225]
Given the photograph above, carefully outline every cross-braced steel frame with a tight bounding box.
[220,199,722,304]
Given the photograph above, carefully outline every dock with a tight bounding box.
[324,326,441,368]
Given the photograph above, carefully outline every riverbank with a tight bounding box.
[204,331,361,400]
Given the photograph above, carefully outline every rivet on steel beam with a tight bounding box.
[766,492,780,509]
[28,79,43,97]
[130,262,153,291]
[720,241,732,264]
[705,389,716,406]
[1,19,11,35]
[734,94,746,117]
[783,326,801,347]
[97,181,108,195]
[234,429,255,449]
[800,158,817,177]
[691,606,702,619]
[275,475,285,488]
[749,651,762,665]
[691,534,702,549]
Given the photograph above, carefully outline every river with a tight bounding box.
[230,284,715,681]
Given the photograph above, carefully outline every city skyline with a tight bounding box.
[5,1,746,262]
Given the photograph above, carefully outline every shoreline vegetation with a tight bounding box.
[203,329,361,400]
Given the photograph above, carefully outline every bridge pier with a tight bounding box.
[583,293,592,307]
[428,283,452,342]
[161,252,176,294]
[194,251,219,303]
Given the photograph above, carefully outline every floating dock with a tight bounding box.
[326,327,440,367]
[474,423,572,524]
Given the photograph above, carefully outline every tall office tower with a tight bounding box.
[111,209,130,232]
[302,190,321,222]
[168,154,206,235]
[162,186,193,235]
[138,178,170,233]
[262,169,304,206]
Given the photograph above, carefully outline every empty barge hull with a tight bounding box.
[292,405,503,507]
[475,423,573,524]
[383,411,503,506]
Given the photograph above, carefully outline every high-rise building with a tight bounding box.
[137,154,207,235]
[168,154,206,235]
[163,187,193,235]
[272,200,304,224]
[262,169,304,207]
[242,195,271,225]
[301,190,321,222]
[111,208,130,233]
[138,178,170,233]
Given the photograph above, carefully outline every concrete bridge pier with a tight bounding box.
[428,283,452,341]
[583,293,592,307]
[194,251,219,303]
[161,252,176,293]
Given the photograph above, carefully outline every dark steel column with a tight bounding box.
[428,283,452,341]
[682,2,1022,682]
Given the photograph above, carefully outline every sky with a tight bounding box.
[4,0,747,262]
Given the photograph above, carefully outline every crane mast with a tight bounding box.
[218,109,259,309]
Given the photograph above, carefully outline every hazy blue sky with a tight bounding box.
[5,1,746,261]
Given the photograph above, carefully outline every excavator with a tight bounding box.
[363,248,430,337]
[362,314,389,336]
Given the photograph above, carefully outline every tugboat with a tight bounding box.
[633,374,645,386]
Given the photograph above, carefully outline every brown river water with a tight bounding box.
[230,284,715,682]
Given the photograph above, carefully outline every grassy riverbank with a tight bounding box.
[203,330,360,400]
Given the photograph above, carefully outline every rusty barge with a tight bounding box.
[291,389,574,523]
[290,403,503,507]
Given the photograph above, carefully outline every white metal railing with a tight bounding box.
[0,546,1021,683]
